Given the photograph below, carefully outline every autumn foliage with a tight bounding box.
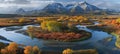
[1,42,18,54]
[27,27,91,42]
[0,42,41,54]
[37,16,91,25]
[24,46,41,54]
[41,21,66,32]
[27,19,91,42]
[106,18,120,29]
[62,48,98,54]
[62,48,73,54]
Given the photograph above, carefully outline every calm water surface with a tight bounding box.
[0,25,119,54]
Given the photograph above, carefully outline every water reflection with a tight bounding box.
[0,25,118,53]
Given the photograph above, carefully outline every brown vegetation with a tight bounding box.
[27,21,91,42]
[62,48,98,54]
[0,42,41,54]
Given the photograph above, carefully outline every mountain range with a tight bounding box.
[15,2,117,15]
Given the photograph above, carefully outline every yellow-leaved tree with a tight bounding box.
[41,21,64,32]
[116,18,120,23]
[1,42,18,54]
[62,48,73,54]
[24,46,41,54]
[41,21,48,31]
[46,21,63,32]
[19,18,26,23]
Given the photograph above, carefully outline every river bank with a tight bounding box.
[0,24,119,54]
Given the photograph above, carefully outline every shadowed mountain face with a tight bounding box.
[80,2,100,11]
[66,2,100,13]
[42,3,66,14]
[16,8,26,15]
[66,3,84,13]
[15,2,103,15]
[42,2,101,14]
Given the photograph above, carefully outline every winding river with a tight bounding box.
[0,24,120,54]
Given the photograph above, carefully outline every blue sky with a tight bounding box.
[0,0,120,13]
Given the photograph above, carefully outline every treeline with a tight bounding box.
[0,42,41,54]
[0,14,21,18]
[27,20,91,42]
[0,42,98,54]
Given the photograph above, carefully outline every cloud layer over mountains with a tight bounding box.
[0,0,120,14]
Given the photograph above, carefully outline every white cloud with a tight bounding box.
[0,0,55,8]
[0,0,55,13]
[0,0,30,4]
[89,0,120,10]
[0,0,120,13]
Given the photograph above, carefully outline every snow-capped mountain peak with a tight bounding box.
[79,1,100,11]
[42,3,65,13]
[15,8,26,14]
[80,2,88,10]
[16,2,104,15]
[47,3,63,8]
